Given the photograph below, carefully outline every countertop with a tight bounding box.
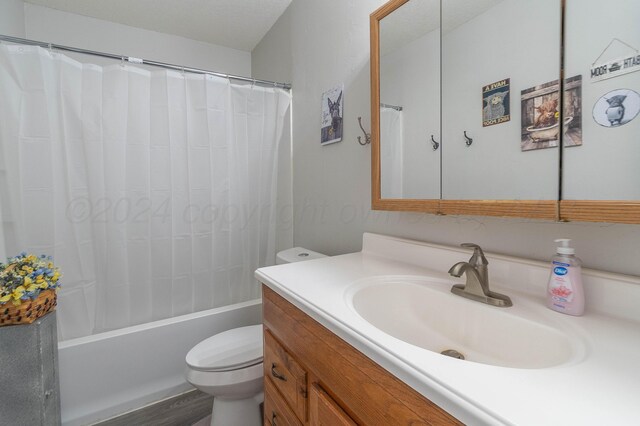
[255,233,640,425]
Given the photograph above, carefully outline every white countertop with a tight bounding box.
[255,233,640,425]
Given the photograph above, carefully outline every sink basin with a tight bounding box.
[347,276,577,369]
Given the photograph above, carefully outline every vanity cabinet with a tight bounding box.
[262,285,461,426]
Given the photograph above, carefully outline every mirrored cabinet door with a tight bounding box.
[376,0,441,201]
[441,0,561,202]
[562,0,640,201]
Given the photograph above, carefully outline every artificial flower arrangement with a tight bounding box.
[0,253,61,326]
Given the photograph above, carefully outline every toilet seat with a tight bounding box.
[186,324,263,372]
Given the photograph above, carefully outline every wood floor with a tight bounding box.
[92,389,213,426]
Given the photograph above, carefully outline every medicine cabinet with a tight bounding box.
[371,0,640,223]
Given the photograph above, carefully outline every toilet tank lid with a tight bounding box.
[186,325,263,372]
[277,247,327,264]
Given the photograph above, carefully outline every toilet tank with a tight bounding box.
[276,247,327,264]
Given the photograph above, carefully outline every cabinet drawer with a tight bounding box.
[264,329,308,422]
[310,383,357,426]
[264,376,303,426]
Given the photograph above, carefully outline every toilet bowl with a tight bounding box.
[186,247,326,426]
[185,325,264,426]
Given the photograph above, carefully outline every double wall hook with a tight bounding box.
[430,135,440,151]
[357,117,371,146]
[464,131,473,147]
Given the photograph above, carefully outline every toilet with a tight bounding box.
[185,247,326,426]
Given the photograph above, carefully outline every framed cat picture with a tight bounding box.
[482,78,511,127]
[321,84,344,145]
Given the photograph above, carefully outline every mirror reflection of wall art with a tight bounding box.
[521,79,561,151]
[482,78,510,127]
[589,38,640,82]
[321,84,344,145]
[592,89,640,128]
[563,75,583,148]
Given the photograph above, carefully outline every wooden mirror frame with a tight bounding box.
[370,0,640,224]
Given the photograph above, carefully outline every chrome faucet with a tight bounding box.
[448,243,512,307]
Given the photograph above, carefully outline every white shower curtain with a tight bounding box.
[0,45,291,340]
[380,107,403,198]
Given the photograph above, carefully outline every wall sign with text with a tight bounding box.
[590,55,640,82]
[482,78,511,127]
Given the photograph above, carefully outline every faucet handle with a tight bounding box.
[460,243,488,266]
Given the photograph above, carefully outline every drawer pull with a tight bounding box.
[271,411,278,426]
[271,363,287,381]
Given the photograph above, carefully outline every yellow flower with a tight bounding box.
[12,286,25,300]
[0,294,11,303]
[25,283,38,293]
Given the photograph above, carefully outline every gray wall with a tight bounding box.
[251,0,640,277]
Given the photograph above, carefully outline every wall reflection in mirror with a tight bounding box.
[379,0,440,199]
[441,0,560,201]
[563,0,640,201]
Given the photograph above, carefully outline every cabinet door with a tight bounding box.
[264,377,302,426]
[309,383,357,426]
[440,0,561,216]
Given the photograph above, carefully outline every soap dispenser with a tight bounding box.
[546,239,585,316]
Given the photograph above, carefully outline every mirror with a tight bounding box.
[558,0,640,223]
[377,0,441,201]
[562,0,640,201]
[441,0,561,201]
[371,0,640,223]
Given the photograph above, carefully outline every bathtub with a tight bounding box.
[58,299,262,426]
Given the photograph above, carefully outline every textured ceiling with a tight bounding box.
[22,0,293,51]
[380,0,504,54]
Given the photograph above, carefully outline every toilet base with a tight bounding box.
[210,392,264,426]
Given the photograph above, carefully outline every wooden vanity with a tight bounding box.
[262,285,461,426]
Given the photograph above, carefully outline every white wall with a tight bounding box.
[0,0,26,38]
[252,8,294,254]
[21,3,250,76]
[252,0,640,277]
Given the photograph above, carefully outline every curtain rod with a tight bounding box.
[380,102,403,111]
[0,34,292,90]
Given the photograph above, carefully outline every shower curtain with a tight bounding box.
[0,45,291,340]
[380,106,403,198]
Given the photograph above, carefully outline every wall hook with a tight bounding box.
[357,117,371,146]
[430,134,439,151]
[464,131,473,147]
